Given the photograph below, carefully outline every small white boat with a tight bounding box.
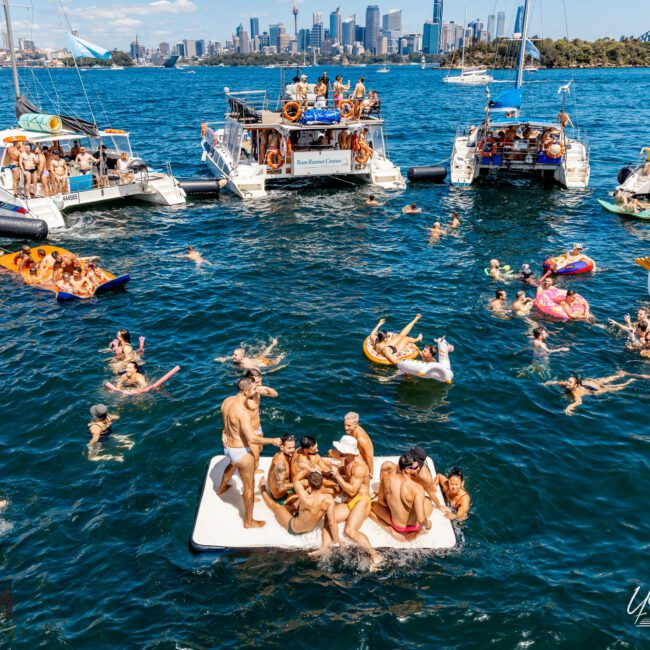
[377,54,390,73]
[443,68,494,85]
[421,55,427,70]
[525,65,539,72]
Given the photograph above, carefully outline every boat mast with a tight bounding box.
[2,0,21,98]
[515,0,531,89]
[460,8,467,72]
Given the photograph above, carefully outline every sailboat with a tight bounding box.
[0,0,185,231]
[449,0,589,188]
[421,55,427,70]
[443,9,493,85]
[377,53,390,73]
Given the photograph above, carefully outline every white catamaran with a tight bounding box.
[449,0,589,188]
[200,68,405,199]
[0,1,185,229]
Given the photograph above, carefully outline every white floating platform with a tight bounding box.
[190,455,457,553]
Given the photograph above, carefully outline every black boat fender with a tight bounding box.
[407,166,448,183]
[0,215,48,240]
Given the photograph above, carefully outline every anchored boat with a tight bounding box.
[200,67,405,199]
[449,0,589,189]
[0,0,185,232]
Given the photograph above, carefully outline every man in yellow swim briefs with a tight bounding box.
[326,435,382,570]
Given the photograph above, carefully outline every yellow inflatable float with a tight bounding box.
[362,333,419,365]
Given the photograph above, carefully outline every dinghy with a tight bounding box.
[190,455,457,553]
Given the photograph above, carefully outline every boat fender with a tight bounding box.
[177,178,225,195]
[617,166,633,185]
[0,215,48,240]
[407,166,447,183]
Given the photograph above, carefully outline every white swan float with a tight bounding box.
[396,336,454,383]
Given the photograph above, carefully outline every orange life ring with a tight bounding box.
[354,144,371,165]
[339,100,354,119]
[4,135,26,143]
[266,149,284,169]
[282,101,302,122]
[544,140,565,159]
[478,139,498,157]
[104,128,126,134]
[201,122,207,137]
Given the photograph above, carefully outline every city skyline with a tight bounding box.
[3,0,649,52]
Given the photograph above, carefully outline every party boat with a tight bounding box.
[0,0,185,231]
[200,67,405,199]
[449,0,589,189]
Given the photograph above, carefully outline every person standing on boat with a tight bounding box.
[75,146,96,176]
[342,412,374,478]
[314,78,327,108]
[49,153,69,194]
[333,75,350,108]
[557,109,573,128]
[217,377,282,528]
[321,71,333,101]
[352,77,366,120]
[19,144,38,198]
[243,368,278,472]
[296,75,309,111]
[4,140,23,195]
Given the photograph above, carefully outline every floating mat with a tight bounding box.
[190,455,457,553]
[597,199,650,220]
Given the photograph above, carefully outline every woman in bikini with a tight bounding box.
[115,361,148,392]
[110,329,145,373]
[369,314,423,364]
[545,371,637,415]
[435,467,470,521]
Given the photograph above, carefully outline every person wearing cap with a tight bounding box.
[434,467,471,521]
[87,404,119,447]
[407,446,449,513]
[296,75,309,111]
[327,434,381,569]
[519,264,537,286]
[370,452,433,541]
[341,412,374,478]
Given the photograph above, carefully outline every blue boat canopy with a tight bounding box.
[65,32,111,60]
[488,88,523,113]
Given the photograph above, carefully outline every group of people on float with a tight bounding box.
[2,138,133,198]
[217,357,470,568]
[13,244,109,297]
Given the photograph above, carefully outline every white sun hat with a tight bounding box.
[332,434,359,456]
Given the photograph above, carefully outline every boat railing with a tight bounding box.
[225,91,268,124]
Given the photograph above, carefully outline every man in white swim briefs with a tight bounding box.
[244,368,278,473]
[218,377,281,528]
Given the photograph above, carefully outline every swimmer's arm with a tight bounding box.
[259,386,278,398]
[88,424,103,446]
[449,495,470,521]
[544,380,564,386]
[370,318,386,338]
[260,339,278,356]
[564,395,582,415]
[414,490,431,530]
[382,348,399,364]
[242,417,280,447]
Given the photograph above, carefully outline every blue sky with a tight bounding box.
[8,0,650,50]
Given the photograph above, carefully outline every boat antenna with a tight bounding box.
[2,0,21,98]
[515,0,531,90]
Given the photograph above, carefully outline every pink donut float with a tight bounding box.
[533,288,589,320]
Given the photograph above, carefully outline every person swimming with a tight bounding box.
[513,290,533,316]
[402,203,422,215]
[489,289,508,313]
[216,339,281,369]
[428,222,443,242]
[115,361,148,392]
[532,326,569,356]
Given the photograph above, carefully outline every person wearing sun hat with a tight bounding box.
[87,404,119,447]
[328,435,382,570]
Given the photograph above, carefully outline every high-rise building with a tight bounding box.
[487,14,495,42]
[329,7,342,43]
[342,17,355,46]
[159,42,170,55]
[174,42,185,57]
[298,28,310,52]
[423,21,438,54]
[355,25,365,44]
[259,32,270,48]
[313,12,323,27]
[382,9,402,34]
[250,17,260,40]
[364,5,380,53]
[196,39,205,56]
[183,39,196,57]
[310,21,323,49]
[277,33,291,52]
[238,30,250,53]
[430,0,443,55]
[496,11,506,38]
[269,23,286,49]
[514,4,525,36]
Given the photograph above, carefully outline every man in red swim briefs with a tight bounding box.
[370,451,432,542]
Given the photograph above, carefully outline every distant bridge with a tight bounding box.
[639,31,650,42]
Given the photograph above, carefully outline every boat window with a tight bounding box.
[101,135,132,156]
[366,125,385,157]
[223,120,244,165]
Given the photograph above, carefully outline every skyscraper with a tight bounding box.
[183,39,196,57]
[430,0,443,55]
[196,39,205,56]
[310,13,323,50]
[250,17,260,40]
[382,9,402,35]
[514,4,525,36]
[342,17,355,46]
[496,11,506,38]
[487,14,495,42]
[329,7,342,43]
[364,5,380,53]
[269,23,286,50]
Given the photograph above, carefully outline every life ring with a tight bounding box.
[363,334,419,366]
[201,122,207,137]
[354,145,371,165]
[4,135,26,143]
[533,288,589,321]
[266,149,284,169]
[339,100,354,119]
[282,101,302,122]
[478,139,498,157]
[104,128,126,134]
[545,140,565,159]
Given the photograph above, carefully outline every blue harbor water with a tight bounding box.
[1,65,650,647]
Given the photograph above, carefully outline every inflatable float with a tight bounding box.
[105,365,180,395]
[189,455,457,553]
[0,245,129,301]
[598,199,650,220]
[363,334,419,365]
[534,288,589,321]
[484,264,514,276]
[396,336,454,383]
[543,254,595,276]
[634,256,650,296]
